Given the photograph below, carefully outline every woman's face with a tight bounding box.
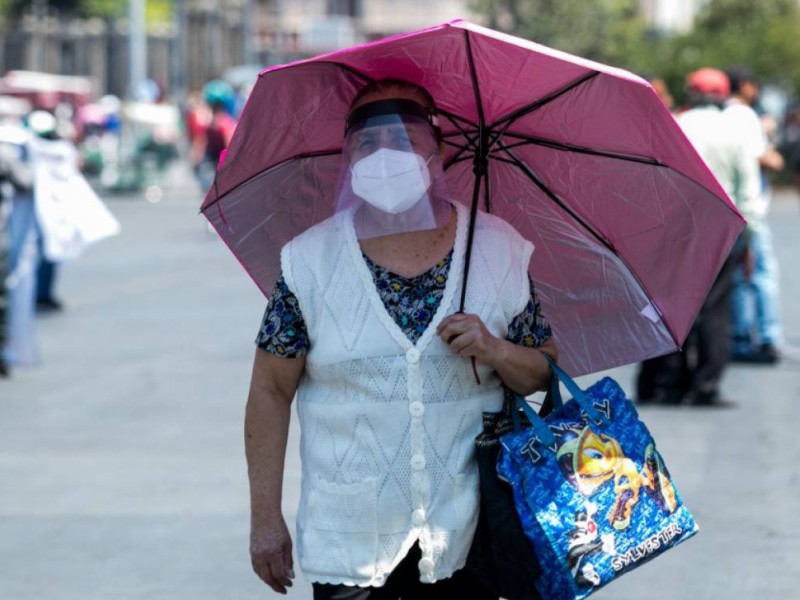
[347,120,438,163]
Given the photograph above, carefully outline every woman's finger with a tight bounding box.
[252,557,274,588]
[267,557,293,594]
[283,547,295,580]
[438,319,477,341]
[447,330,478,355]
[436,312,473,334]
[252,547,294,594]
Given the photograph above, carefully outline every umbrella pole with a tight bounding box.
[458,29,488,385]
[459,147,488,386]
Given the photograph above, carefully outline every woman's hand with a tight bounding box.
[436,313,501,367]
[251,515,295,594]
[437,312,557,395]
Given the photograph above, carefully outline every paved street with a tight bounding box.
[1,176,798,600]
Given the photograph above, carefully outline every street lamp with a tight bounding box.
[129,0,147,99]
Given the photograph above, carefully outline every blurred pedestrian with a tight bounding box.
[785,107,800,193]
[0,118,40,368]
[28,107,121,300]
[184,91,211,150]
[27,110,66,312]
[192,81,236,194]
[724,68,784,364]
[0,176,8,377]
[645,75,675,113]
[637,68,761,406]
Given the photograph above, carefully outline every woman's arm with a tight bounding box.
[437,313,557,396]
[488,335,557,395]
[246,348,306,595]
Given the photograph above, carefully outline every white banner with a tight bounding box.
[32,138,121,262]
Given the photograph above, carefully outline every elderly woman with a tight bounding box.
[245,78,557,599]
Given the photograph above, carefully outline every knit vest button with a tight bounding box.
[409,401,425,417]
[418,557,435,575]
[405,348,421,363]
[410,454,426,471]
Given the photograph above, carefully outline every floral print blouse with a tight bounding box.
[256,250,552,357]
[256,250,553,358]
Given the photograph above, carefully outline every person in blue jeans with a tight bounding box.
[35,234,62,312]
[0,122,40,370]
[725,68,784,364]
[0,192,8,376]
[730,225,781,363]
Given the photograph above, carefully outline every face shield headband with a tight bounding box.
[345,98,442,143]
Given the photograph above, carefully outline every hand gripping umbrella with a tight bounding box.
[201,19,744,375]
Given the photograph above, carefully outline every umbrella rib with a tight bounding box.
[202,149,342,209]
[464,30,487,136]
[443,139,471,151]
[441,118,480,163]
[498,132,662,166]
[445,155,473,168]
[441,118,479,149]
[438,107,478,129]
[444,132,481,169]
[488,71,600,139]
[311,60,376,84]
[443,128,479,139]
[494,142,680,347]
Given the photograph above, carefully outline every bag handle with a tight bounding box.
[510,353,606,446]
[513,392,558,448]
[540,353,605,425]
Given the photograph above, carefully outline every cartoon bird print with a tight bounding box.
[557,428,677,531]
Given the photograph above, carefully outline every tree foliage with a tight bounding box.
[673,0,800,95]
[469,0,800,98]
[473,0,648,67]
[0,0,173,23]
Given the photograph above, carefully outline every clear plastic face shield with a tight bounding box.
[334,98,452,239]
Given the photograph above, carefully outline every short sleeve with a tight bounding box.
[506,275,552,348]
[255,274,310,358]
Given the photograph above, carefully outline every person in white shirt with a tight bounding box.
[637,68,760,406]
[244,79,558,598]
[724,68,784,364]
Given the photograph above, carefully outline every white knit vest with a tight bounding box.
[281,202,533,587]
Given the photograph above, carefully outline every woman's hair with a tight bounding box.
[347,79,436,118]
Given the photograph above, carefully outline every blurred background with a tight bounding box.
[0,1,798,599]
[0,0,794,196]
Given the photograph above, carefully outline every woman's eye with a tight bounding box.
[395,135,411,148]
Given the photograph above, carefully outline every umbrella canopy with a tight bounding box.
[201,19,744,375]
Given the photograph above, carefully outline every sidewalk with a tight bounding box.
[0,184,798,599]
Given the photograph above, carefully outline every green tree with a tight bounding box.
[0,0,172,23]
[470,0,651,69]
[673,0,800,97]
[470,0,800,99]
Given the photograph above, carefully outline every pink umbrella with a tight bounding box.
[201,19,744,375]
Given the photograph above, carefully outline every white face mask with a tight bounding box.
[350,148,432,214]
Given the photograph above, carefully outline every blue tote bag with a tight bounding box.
[497,357,698,600]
